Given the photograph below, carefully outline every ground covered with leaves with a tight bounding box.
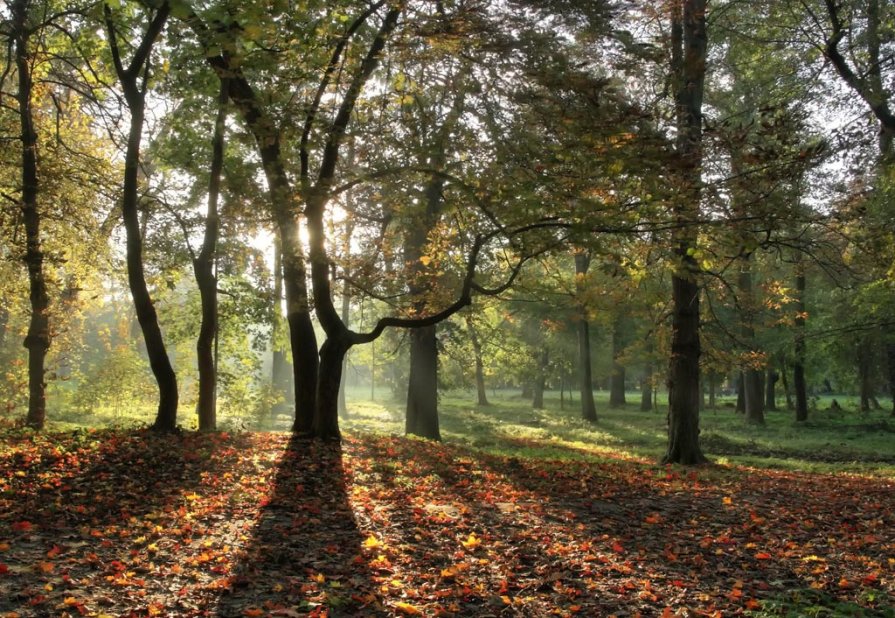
[0,429,892,617]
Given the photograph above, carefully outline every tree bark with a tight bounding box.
[663,0,708,465]
[574,252,597,422]
[105,5,179,432]
[405,326,440,440]
[193,78,227,432]
[13,0,49,430]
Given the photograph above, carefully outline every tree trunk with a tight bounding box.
[793,267,808,421]
[193,77,227,432]
[338,273,351,417]
[707,371,716,409]
[779,357,794,411]
[271,239,291,418]
[663,0,708,465]
[532,347,548,409]
[886,343,895,417]
[858,339,873,412]
[466,314,489,406]
[738,261,765,425]
[106,5,179,432]
[609,323,626,408]
[14,0,49,430]
[735,372,745,413]
[405,325,440,440]
[313,334,350,441]
[640,365,653,412]
[765,366,778,412]
[575,253,597,422]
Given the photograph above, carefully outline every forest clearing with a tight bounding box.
[4,0,895,615]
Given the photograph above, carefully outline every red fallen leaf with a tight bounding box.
[46,545,62,558]
[11,521,32,532]
[611,541,624,553]
[754,552,772,560]
[745,599,761,610]
[0,563,9,575]
[862,572,879,585]
[243,609,264,617]
[838,577,855,589]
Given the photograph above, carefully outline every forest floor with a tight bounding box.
[0,418,893,617]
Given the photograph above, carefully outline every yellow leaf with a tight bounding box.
[314,573,325,584]
[722,496,732,505]
[461,533,482,550]
[363,535,382,549]
[419,255,432,266]
[394,601,422,615]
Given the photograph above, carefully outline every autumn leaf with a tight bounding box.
[394,601,422,615]
[11,521,32,533]
[461,533,482,549]
[363,535,382,549]
[242,608,264,617]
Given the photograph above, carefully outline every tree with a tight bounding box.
[9,0,50,429]
[663,0,708,465]
[104,1,179,431]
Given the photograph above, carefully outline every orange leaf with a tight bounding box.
[745,599,761,610]
[243,609,264,617]
[46,545,61,559]
[754,552,771,560]
[37,562,54,574]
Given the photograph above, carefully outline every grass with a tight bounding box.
[18,385,895,476]
[339,387,895,476]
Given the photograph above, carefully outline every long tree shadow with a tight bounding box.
[0,428,240,615]
[213,435,385,617]
[353,435,894,615]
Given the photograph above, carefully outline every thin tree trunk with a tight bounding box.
[270,239,291,418]
[193,77,227,432]
[779,357,793,411]
[640,364,653,412]
[765,366,778,411]
[532,347,548,409]
[14,0,49,430]
[793,266,808,421]
[663,0,708,465]
[886,343,895,417]
[707,371,716,409]
[609,322,626,408]
[738,262,765,425]
[466,314,489,406]
[105,5,179,432]
[858,339,873,412]
[575,252,597,422]
[736,372,745,413]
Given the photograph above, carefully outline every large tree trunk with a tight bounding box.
[405,325,440,440]
[609,322,626,408]
[193,78,227,432]
[14,0,49,430]
[106,5,179,432]
[575,253,597,422]
[314,334,350,441]
[466,314,489,406]
[663,0,708,465]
